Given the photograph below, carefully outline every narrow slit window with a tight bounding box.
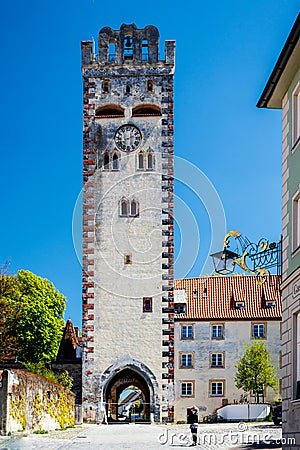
[147,80,154,93]
[103,80,110,93]
[120,200,128,217]
[124,254,132,264]
[103,152,110,169]
[147,152,153,170]
[138,152,144,170]
[143,297,152,312]
[112,152,119,170]
[142,40,149,61]
[130,200,138,216]
[126,84,131,94]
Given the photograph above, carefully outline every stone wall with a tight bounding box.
[0,369,75,435]
[52,362,82,424]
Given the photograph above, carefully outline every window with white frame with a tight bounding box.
[252,323,266,339]
[211,324,224,339]
[180,353,193,368]
[181,324,193,340]
[293,86,300,144]
[210,380,224,396]
[293,193,300,251]
[211,352,224,368]
[180,381,194,397]
[296,312,300,399]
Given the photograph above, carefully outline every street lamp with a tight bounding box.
[210,248,239,275]
[210,230,281,284]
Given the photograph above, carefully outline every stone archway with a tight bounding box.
[105,367,151,422]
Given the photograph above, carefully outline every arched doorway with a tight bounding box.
[105,367,151,422]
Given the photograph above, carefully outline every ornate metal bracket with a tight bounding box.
[211,230,281,284]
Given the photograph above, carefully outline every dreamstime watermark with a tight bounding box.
[157,422,288,447]
[72,155,226,297]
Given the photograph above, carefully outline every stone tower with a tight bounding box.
[81,24,175,423]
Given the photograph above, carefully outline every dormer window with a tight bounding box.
[174,304,186,314]
[266,301,275,308]
[235,301,245,309]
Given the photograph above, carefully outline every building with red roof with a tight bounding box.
[173,275,281,422]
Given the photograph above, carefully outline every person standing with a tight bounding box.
[187,406,199,446]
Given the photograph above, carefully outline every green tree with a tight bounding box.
[0,270,66,363]
[235,341,278,403]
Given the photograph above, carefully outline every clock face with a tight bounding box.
[114,125,142,152]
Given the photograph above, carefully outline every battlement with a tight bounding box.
[81,23,175,68]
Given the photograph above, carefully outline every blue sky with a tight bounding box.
[0,1,299,327]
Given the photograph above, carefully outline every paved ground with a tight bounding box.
[0,422,282,450]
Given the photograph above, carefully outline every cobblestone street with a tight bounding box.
[0,422,282,450]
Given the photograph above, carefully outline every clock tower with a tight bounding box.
[81,24,175,423]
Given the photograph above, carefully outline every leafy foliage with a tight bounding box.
[0,270,66,363]
[22,362,73,391]
[235,341,278,402]
[57,371,74,391]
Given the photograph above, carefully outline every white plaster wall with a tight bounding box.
[174,320,281,422]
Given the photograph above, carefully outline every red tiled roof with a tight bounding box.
[174,275,281,321]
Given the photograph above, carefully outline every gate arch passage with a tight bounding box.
[103,364,159,423]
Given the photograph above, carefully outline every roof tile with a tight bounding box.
[174,275,281,321]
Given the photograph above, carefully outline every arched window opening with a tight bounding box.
[103,152,110,169]
[124,33,133,60]
[120,200,128,217]
[147,152,154,170]
[126,84,131,94]
[103,80,110,93]
[108,41,116,61]
[142,40,149,61]
[132,104,162,117]
[138,152,144,170]
[147,80,154,93]
[96,104,125,119]
[130,200,138,217]
[112,152,119,170]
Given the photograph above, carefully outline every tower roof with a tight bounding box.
[56,319,80,363]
